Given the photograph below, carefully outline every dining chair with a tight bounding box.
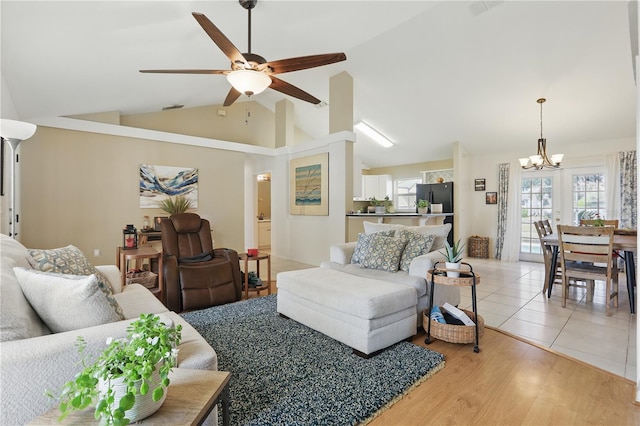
[579,219,619,228]
[534,220,562,294]
[557,225,619,315]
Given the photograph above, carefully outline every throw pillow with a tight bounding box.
[402,223,452,251]
[13,267,123,333]
[360,234,407,272]
[351,230,395,264]
[27,245,124,319]
[398,230,435,272]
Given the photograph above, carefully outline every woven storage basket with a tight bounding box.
[468,236,489,259]
[126,271,157,288]
[423,309,484,344]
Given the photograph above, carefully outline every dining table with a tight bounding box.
[541,229,637,314]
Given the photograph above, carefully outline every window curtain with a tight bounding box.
[618,150,636,229]
[495,162,522,261]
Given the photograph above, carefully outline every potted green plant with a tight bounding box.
[440,239,465,277]
[48,314,182,425]
[369,196,392,214]
[158,195,192,214]
[416,199,429,215]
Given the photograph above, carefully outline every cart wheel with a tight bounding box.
[425,337,432,345]
[474,346,480,353]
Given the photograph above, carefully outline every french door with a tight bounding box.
[519,167,606,262]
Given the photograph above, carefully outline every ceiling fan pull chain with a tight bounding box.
[245,102,251,125]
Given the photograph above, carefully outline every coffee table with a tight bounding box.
[28,368,230,426]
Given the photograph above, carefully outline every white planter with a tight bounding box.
[97,365,166,423]
[417,207,428,215]
[375,206,386,214]
[445,262,461,278]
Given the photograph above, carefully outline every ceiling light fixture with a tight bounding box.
[354,121,394,148]
[519,98,563,169]
[226,70,272,97]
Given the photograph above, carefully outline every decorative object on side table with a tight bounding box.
[47,314,182,425]
[158,195,193,214]
[415,199,429,215]
[440,239,465,277]
[122,225,138,250]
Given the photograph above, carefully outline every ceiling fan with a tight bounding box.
[140,0,346,107]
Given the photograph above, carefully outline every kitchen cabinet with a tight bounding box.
[258,221,271,248]
[362,174,392,200]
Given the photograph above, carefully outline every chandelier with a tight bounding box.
[519,98,563,169]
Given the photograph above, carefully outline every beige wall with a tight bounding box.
[18,126,245,265]
[366,159,453,178]
[121,103,279,148]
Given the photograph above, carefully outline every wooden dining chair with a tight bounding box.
[557,225,619,315]
[534,220,562,294]
[579,219,619,228]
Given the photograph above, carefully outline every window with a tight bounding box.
[394,178,422,211]
[572,173,606,224]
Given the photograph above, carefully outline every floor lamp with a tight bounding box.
[1,119,37,239]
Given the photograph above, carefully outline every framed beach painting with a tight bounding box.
[139,164,198,209]
[290,153,329,215]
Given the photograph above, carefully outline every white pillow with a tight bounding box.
[363,221,404,235]
[13,267,123,333]
[402,223,452,250]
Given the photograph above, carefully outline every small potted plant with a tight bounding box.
[440,239,465,277]
[369,196,393,214]
[158,195,192,214]
[416,199,429,214]
[48,314,182,425]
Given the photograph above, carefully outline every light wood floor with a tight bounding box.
[369,327,640,426]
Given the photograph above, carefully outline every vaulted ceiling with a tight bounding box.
[1,1,636,168]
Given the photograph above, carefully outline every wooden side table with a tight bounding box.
[116,246,163,303]
[238,252,271,299]
[28,368,231,426]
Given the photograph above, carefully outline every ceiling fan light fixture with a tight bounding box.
[519,98,563,170]
[354,121,393,148]
[227,70,271,96]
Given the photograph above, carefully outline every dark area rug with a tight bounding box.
[181,295,444,426]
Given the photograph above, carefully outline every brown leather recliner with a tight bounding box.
[161,213,242,312]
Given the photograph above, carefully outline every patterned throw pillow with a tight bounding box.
[27,245,124,320]
[398,230,436,272]
[360,234,407,272]
[13,268,123,333]
[351,230,395,264]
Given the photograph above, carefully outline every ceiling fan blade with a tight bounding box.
[260,53,346,74]
[223,87,242,107]
[269,76,321,104]
[192,12,247,66]
[139,69,228,74]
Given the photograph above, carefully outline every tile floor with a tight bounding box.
[254,253,637,381]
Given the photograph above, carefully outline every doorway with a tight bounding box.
[257,173,271,250]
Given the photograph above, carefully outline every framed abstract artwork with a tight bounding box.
[139,164,198,209]
[289,153,329,215]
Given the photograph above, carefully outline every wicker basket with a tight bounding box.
[126,271,158,289]
[468,236,489,259]
[423,308,484,344]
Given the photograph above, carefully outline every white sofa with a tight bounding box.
[276,222,460,356]
[0,234,218,425]
[322,221,461,321]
